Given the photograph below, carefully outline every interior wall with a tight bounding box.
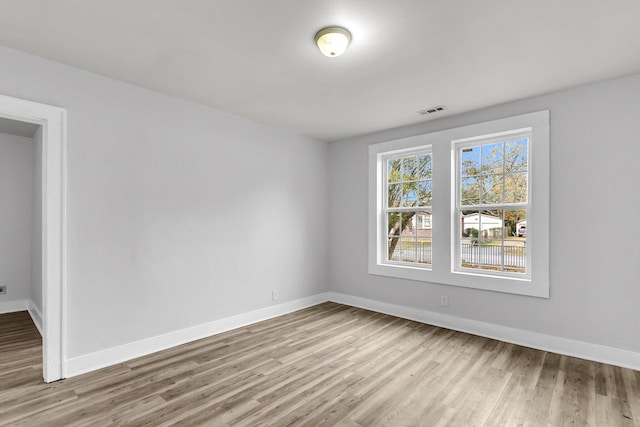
[329,73,640,354]
[0,132,35,305]
[31,126,43,313]
[0,45,329,359]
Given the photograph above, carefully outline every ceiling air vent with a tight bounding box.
[417,105,446,116]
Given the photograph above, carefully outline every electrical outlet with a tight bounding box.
[272,290,279,301]
[0,286,6,295]
[440,296,448,307]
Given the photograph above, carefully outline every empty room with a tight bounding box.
[0,1,639,426]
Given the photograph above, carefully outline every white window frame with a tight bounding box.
[369,110,549,298]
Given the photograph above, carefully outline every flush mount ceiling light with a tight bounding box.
[314,27,351,57]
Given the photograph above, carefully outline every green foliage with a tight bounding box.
[464,227,479,246]
[465,228,479,239]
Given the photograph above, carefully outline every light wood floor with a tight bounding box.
[1,303,639,426]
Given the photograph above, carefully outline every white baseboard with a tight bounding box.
[328,292,640,372]
[62,290,640,378]
[64,293,330,378]
[0,299,29,314]
[28,301,43,336]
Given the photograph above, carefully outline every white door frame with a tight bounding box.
[0,94,66,382]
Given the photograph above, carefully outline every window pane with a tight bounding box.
[504,240,526,273]
[387,212,401,237]
[460,240,479,269]
[504,172,527,203]
[386,152,433,208]
[505,209,527,272]
[387,159,402,183]
[460,210,480,267]
[481,174,504,204]
[387,184,401,208]
[416,211,432,233]
[400,212,416,236]
[461,210,503,240]
[461,210,479,240]
[480,240,504,270]
[461,146,480,177]
[387,211,431,265]
[416,210,432,264]
[505,139,528,173]
[481,142,503,174]
[417,154,432,179]
[504,209,526,238]
[418,180,432,206]
[478,209,503,239]
[417,238,432,265]
[388,237,417,262]
[461,176,480,205]
[402,182,418,206]
[388,236,403,261]
[403,156,419,182]
[459,208,527,274]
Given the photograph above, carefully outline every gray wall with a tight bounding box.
[329,73,640,354]
[0,45,329,359]
[0,132,34,303]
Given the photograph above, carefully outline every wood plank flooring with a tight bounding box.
[1,303,639,426]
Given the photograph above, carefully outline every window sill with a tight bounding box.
[368,261,548,298]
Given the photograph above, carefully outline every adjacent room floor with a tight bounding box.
[0,303,638,426]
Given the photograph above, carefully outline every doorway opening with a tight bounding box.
[0,95,66,382]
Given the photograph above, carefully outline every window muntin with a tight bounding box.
[455,133,530,276]
[383,149,432,266]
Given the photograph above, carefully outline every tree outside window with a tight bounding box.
[385,150,432,265]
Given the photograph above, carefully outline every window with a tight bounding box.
[369,111,549,297]
[455,132,530,277]
[419,214,432,230]
[383,149,432,266]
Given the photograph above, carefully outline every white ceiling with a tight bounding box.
[0,1,638,142]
